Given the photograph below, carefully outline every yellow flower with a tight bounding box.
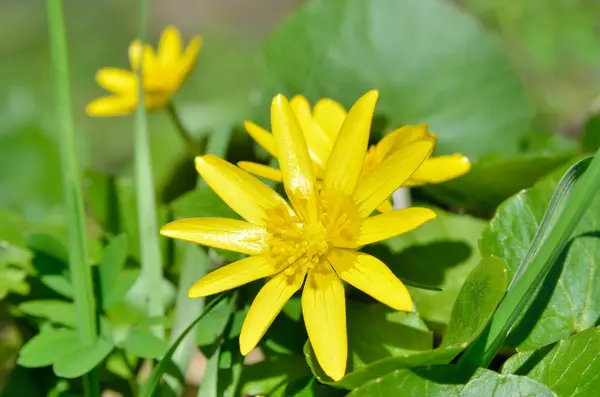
[86,26,202,117]
[160,90,436,381]
[238,96,471,212]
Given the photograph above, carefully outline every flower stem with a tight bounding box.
[167,102,201,154]
[46,0,99,395]
[135,0,164,338]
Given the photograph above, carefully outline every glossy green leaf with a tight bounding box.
[19,300,77,327]
[442,256,507,347]
[196,295,237,352]
[121,331,169,359]
[240,355,312,397]
[347,365,557,397]
[370,207,487,332]
[480,163,600,350]
[502,327,600,397]
[423,152,573,213]
[263,0,532,160]
[18,328,79,368]
[52,337,114,378]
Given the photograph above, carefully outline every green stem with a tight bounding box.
[459,155,598,369]
[135,0,164,338]
[166,102,201,154]
[46,0,98,395]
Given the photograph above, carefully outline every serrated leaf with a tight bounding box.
[99,234,128,303]
[502,327,600,397]
[19,300,76,327]
[18,328,79,368]
[370,207,486,332]
[480,164,600,350]
[121,331,168,359]
[263,0,532,160]
[347,365,557,397]
[442,256,507,347]
[52,337,114,378]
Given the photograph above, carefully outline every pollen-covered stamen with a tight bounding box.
[319,189,361,246]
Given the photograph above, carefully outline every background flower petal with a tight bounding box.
[328,249,412,312]
[85,95,135,117]
[188,255,280,298]
[244,121,278,157]
[302,269,347,381]
[195,155,294,226]
[405,154,472,187]
[324,90,378,197]
[95,68,136,94]
[239,269,305,355]
[160,218,270,255]
[179,36,203,78]
[128,40,158,71]
[158,25,182,66]
[290,95,332,169]
[313,98,346,141]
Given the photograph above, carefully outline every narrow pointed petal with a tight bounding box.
[357,208,436,246]
[128,40,158,71]
[86,95,135,117]
[238,161,282,182]
[376,199,393,213]
[95,68,136,94]
[290,95,333,168]
[195,155,293,226]
[179,36,203,78]
[324,90,379,197]
[244,121,278,157]
[302,269,347,381]
[386,124,430,152]
[239,269,305,355]
[158,25,182,66]
[328,249,412,312]
[271,95,319,223]
[188,255,279,298]
[354,139,434,217]
[313,98,346,141]
[160,218,269,255]
[405,154,471,187]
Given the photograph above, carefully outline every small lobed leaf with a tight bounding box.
[99,234,128,301]
[102,268,141,309]
[52,337,114,378]
[18,300,77,328]
[18,328,79,368]
[39,275,73,298]
[121,331,169,359]
[347,365,557,397]
[502,327,600,397]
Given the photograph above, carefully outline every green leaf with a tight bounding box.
[0,242,33,298]
[40,274,73,298]
[171,184,239,220]
[196,295,237,351]
[241,355,312,397]
[19,300,76,327]
[103,268,140,310]
[442,256,507,347]
[26,233,68,263]
[262,0,532,160]
[52,337,114,378]
[121,331,169,359]
[371,207,487,332]
[502,327,600,397]
[99,234,128,302]
[18,328,79,368]
[198,344,221,397]
[347,365,557,397]
[582,113,600,152]
[423,152,573,213]
[480,162,600,350]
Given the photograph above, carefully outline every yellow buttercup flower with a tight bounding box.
[238,96,471,212]
[161,90,437,381]
[86,26,202,116]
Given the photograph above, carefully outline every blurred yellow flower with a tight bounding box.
[86,26,202,117]
[161,90,437,381]
[238,96,471,212]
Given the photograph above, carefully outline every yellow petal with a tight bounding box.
[313,98,346,141]
[354,139,434,217]
[158,25,182,66]
[302,269,347,381]
[405,154,472,187]
[160,218,269,255]
[376,199,393,213]
[86,95,136,117]
[239,269,305,355]
[128,40,158,71]
[328,249,412,312]
[290,95,332,169]
[244,121,278,158]
[188,255,279,298]
[357,208,436,246]
[195,155,293,226]
[177,36,202,81]
[237,161,282,182]
[95,68,136,94]
[386,124,431,153]
[271,95,319,224]
[324,90,379,197]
